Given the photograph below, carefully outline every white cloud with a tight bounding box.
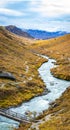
[0,0,70,17]
[30,0,40,6]
[30,0,70,17]
[0,0,24,7]
[0,0,25,17]
[0,14,70,32]
[0,0,70,32]
[0,8,23,16]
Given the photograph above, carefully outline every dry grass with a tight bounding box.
[0,27,70,130]
[15,123,31,130]
[31,34,70,80]
[29,34,70,130]
[0,27,47,108]
[39,87,70,130]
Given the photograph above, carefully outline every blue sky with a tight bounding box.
[0,0,70,32]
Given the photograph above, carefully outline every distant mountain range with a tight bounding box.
[26,29,68,39]
[5,25,68,40]
[5,25,34,39]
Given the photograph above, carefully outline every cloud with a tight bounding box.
[0,8,23,16]
[0,0,23,6]
[0,0,70,32]
[0,0,70,18]
[0,0,26,17]
[30,0,70,17]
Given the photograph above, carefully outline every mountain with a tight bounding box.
[31,34,70,130]
[26,29,68,39]
[0,26,45,108]
[5,26,68,40]
[0,26,70,130]
[5,25,34,39]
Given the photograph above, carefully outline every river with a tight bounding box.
[0,55,70,130]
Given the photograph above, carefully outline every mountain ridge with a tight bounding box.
[5,25,34,39]
[5,25,69,40]
[26,29,68,39]
[0,25,46,108]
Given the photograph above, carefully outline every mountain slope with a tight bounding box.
[0,26,46,108]
[28,34,70,130]
[5,25,34,39]
[31,34,70,80]
[26,29,68,39]
[17,34,70,130]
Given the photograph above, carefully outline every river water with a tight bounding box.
[0,56,70,130]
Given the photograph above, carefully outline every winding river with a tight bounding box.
[0,55,70,130]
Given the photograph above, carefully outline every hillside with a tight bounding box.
[31,34,70,80]
[26,29,68,39]
[0,28,70,130]
[17,34,70,130]
[5,25,34,39]
[39,86,70,130]
[0,26,46,108]
[27,34,70,130]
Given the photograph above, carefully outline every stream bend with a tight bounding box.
[0,55,70,130]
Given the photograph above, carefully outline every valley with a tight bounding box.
[0,26,47,108]
[0,26,70,130]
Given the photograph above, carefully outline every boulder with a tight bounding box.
[0,71,16,80]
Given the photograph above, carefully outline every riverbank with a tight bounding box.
[31,34,70,81]
[0,29,70,130]
[0,27,47,108]
[21,86,70,130]
[39,86,70,130]
[16,55,70,130]
[25,34,70,130]
[16,34,70,130]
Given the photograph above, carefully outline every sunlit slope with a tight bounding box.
[31,34,70,80]
[39,87,70,130]
[0,26,46,107]
[5,25,34,39]
[30,34,70,130]
[16,34,70,130]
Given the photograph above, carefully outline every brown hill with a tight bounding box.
[31,34,70,80]
[0,27,70,130]
[28,34,70,130]
[5,25,34,39]
[0,26,46,107]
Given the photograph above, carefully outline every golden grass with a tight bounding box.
[29,34,70,130]
[0,27,70,130]
[31,34,70,80]
[39,87,70,130]
[17,88,70,130]
[0,27,47,108]
[15,123,31,130]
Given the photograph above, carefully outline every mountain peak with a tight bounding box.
[5,25,34,39]
[26,29,68,40]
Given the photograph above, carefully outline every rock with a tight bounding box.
[51,103,58,108]
[50,81,54,86]
[0,71,16,80]
[42,88,50,95]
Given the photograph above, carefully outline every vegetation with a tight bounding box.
[15,123,31,130]
[0,27,47,108]
[17,87,70,130]
[39,87,70,130]
[29,34,70,130]
[0,27,70,130]
[31,34,70,80]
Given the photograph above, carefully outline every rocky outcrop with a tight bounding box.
[0,71,16,80]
